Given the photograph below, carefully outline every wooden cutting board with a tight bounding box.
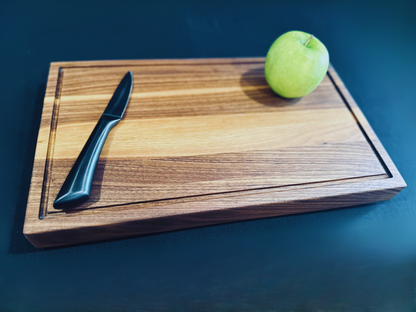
[23,58,406,248]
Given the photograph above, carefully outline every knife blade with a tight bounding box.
[53,71,133,210]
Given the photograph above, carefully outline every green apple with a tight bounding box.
[265,31,329,98]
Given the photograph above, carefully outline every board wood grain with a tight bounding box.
[23,58,406,248]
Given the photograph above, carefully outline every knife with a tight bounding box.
[53,71,133,210]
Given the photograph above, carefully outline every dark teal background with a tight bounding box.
[1,0,415,311]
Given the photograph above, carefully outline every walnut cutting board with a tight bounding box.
[24,58,406,248]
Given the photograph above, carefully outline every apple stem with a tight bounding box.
[304,35,314,47]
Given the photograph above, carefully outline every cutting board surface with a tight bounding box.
[24,58,405,247]
[48,62,383,209]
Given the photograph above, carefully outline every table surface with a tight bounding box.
[1,0,415,311]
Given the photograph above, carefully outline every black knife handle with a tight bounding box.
[53,115,120,209]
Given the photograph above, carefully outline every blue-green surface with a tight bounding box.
[1,0,415,311]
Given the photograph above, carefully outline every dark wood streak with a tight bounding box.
[45,142,386,211]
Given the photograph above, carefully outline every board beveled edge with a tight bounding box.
[24,175,404,248]
[23,58,406,248]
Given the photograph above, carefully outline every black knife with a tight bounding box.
[53,71,133,210]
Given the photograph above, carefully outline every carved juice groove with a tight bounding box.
[39,67,64,219]
[327,71,392,178]
[42,63,384,214]
[45,173,388,217]
[44,64,385,213]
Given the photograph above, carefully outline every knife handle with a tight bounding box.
[53,115,120,209]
